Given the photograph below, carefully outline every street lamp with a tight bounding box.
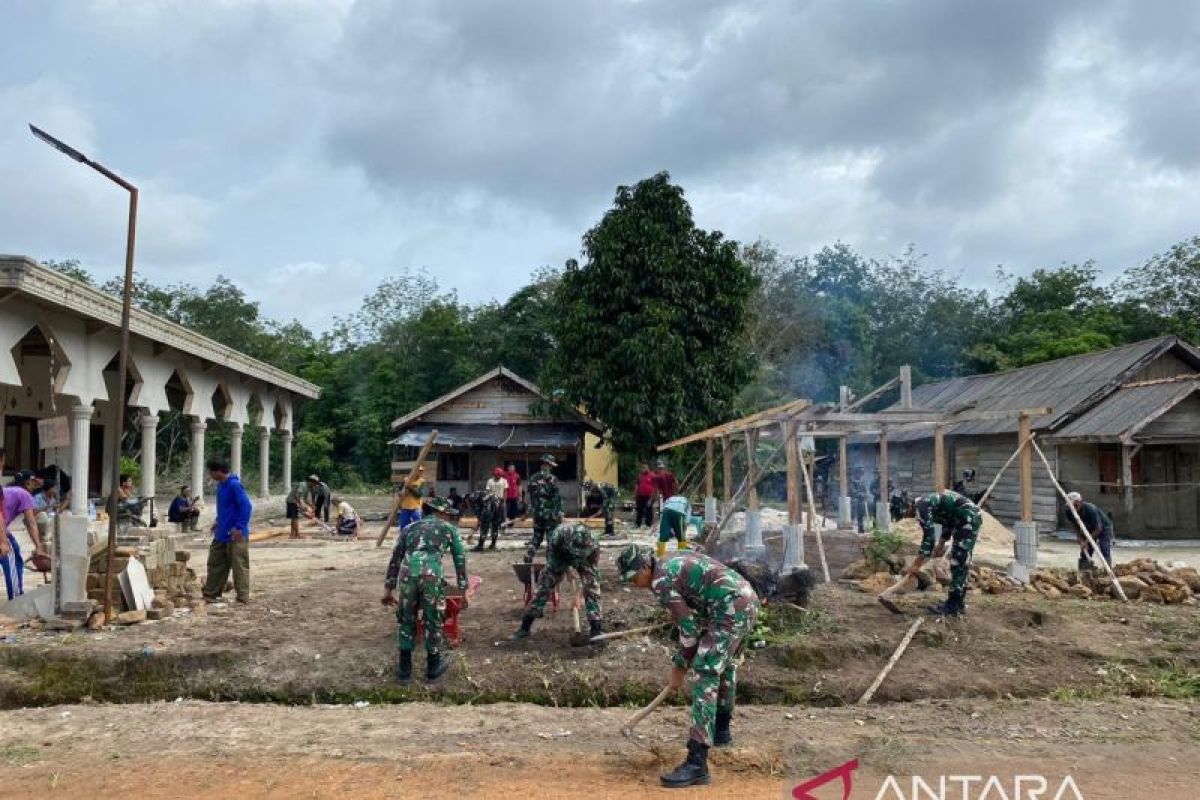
[30,124,138,622]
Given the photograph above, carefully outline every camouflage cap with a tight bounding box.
[540,453,558,467]
[616,544,654,582]
[424,496,460,517]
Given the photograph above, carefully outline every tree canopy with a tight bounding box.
[541,172,756,456]
[43,172,1200,488]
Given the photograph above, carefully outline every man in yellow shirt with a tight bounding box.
[399,465,427,530]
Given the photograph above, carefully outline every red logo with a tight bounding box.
[791,758,860,800]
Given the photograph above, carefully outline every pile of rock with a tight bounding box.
[842,554,1200,605]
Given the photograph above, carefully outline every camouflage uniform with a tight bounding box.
[385,516,468,656]
[916,489,982,603]
[584,480,619,536]
[651,551,760,747]
[527,522,602,623]
[476,491,506,548]
[525,467,563,561]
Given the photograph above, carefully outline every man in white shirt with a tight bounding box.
[475,467,509,551]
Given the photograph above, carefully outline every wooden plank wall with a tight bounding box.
[853,435,1058,528]
[423,378,576,425]
[1142,394,1200,438]
[1131,351,1194,382]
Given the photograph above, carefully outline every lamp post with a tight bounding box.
[30,124,138,622]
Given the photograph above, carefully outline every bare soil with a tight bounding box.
[1,522,1198,709]
[0,698,1196,798]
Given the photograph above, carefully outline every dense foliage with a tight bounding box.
[45,177,1199,488]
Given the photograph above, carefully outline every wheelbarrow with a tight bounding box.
[414,575,482,648]
[511,562,559,612]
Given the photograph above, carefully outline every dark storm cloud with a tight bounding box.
[321,0,1085,211]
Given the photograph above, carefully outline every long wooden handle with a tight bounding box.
[376,429,439,547]
[623,685,673,733]
[589,622,668,642]
[858,618,923,704]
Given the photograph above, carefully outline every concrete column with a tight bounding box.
[744,509,764,556]
[838,436,852,528]
[782,523,804,573]
[875,500,891,533]
[838,496,853,529]
[229,423,244,477]
[68,403,93,515]
[1011,520,1039,583]
[258,426,271,498]
[190,418,207,506]
[281,430,293,494]
[139,411,157,502]
[704,496,718,524]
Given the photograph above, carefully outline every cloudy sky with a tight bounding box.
[2,0,1199,329]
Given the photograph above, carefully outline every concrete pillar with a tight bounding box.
[281,430,293,493]
[704,496,718,524]
[782,523,804,573]
[743,509,764,556]
[229,423,244,477]
[838,496,853,529]
[875,500,891,533]
[139,411,157,502]
[258,426,271,498]
[68,403,93,515]
[1011,521,1039,583]
[190,418,207,506]
[55,514,91,613]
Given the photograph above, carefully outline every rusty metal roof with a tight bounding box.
[884,336,1200,443]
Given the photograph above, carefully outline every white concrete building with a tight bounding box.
[0,255,320,508]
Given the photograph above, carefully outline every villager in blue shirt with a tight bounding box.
[202,458,253,604]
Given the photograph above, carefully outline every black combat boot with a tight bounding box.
[489,531,499,549]
[427,652,451,681]
[713,711,733,747]
[927,590,967,617]
[589,620,605,650]
[660,739,711,788]
[472,537,485,553]
[396,650,413,684]
[509,613,535,641]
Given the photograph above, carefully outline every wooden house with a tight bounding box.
[847,336,1200,539]
[389,366,618,513]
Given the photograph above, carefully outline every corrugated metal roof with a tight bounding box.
[390,423,582,449]
[1052,381,1200,440]
[884,336,1200,443]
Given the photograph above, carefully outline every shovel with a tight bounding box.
[621,685,673,738]
[568,587,590,647]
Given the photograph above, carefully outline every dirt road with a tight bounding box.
[0,697,1196,798]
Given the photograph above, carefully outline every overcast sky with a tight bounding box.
[3,0,1199,329]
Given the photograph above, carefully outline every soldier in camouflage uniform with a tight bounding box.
[915,488,982,617]
[510,521,604,643]
[523,454,563,562]
[381,496,468,683]
[581,478,618,536]
[473,484,506,553]
[617,544,760,789]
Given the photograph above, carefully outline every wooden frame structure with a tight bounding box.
[657,366,1053,566]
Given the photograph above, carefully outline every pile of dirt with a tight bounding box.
[892,510,1012,554]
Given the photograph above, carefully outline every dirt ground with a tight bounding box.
[0,512,1198,797]
[0,698,1197,798]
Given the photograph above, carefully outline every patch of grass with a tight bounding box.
[756,607,838,649]
[863,528,907,565]
[1050,661,1200,702]
[1,743,39,767]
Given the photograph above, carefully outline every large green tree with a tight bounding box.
[542,172,756,455]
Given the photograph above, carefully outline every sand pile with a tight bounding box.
[893,510,1015,563]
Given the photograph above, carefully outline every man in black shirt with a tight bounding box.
[1067,491,1114,571]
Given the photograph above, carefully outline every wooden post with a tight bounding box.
[704,438,714,498]
[879,427,889,499]
[933,424,946,492]
[1121,444,1135,515]
[721,436,733,503]
[838,436,848,497]
[784,421,800,527]
[1018,412,1033,522]
[798,443,830,582]
[746,430,759,510]
[899,365,913,409]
